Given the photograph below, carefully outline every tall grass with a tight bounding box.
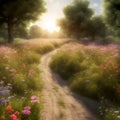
[50,43,120,119]
[0,38,68,120]
[0,45,42,120]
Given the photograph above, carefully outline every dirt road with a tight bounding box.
[40,47,99,120]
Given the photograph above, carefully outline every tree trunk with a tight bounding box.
[7,22,14,43]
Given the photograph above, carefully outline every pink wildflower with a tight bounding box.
[31,96,37,100]
[31,96,39,103]
[24,106,31,110]
[14,111,20,115]
[22,106,31,116]
[22,109,31,116]
[28,69,34,77]
[11,114,20,120]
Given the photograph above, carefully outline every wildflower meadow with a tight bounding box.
[0,44,42,120]
[50,42,120,120]
[0,39,67,120]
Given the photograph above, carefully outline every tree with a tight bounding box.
[0,0,46,43]
[58,0,94,39]
[29,25,42,38]
[86,16,107,40]
[0,23,28,39]
[103,0,120,34]
[12,22,28,38]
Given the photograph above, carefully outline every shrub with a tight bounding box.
[50,44,120,102]
[31,43,55,54]
[50,52,85,80]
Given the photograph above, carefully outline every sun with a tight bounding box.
[40,19,60,33]
[33,14,60,33]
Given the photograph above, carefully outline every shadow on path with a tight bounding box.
[50,62,100,119]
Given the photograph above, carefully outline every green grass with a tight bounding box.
[34,43,55,54]
[50,43,120,119]
[0,38,69,120]
[0,44,42,119]
[50,45,120,101]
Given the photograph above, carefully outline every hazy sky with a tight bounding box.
[34,0,102,32]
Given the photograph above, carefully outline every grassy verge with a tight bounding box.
[50,43,120,120]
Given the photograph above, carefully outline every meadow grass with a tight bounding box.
[0,45,42,120]
[0,38,67,120]
[50,42,120,120]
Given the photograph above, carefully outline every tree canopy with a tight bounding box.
[103,0,120,34]
[58,0,108,40]
[58,0,94,39]
[29,25,42,38]
[0,0,46,43]
[86,16,107,40]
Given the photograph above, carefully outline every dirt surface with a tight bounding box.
[40,46,99,120]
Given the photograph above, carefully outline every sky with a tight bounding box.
[33,0,102,32]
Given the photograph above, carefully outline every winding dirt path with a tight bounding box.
[40,47,99,120]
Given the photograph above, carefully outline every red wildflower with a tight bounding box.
[6,105,14,114]
[11,114,20,120]
[14,111,20,115]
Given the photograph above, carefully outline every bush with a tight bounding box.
[32,43,55,54]
[50,51,85,80]
[50,44,120,102]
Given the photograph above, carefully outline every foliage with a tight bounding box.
[50,42,120,119]
[58,0,108,41]
[0,43,42,119]
[28,25,64,39]
[58,0,94,39]
[103,0,120,37]
[50,43,120,102]
[99,97,120,120]
[0,24,8,39]
[0,23,28,40]
[50,52,83,80]
[0,0,46,42]
[0,38,68,119]
[0,96,40,120]
[87,16,107,40]
[14,23,28,39]
[29,25,42,38]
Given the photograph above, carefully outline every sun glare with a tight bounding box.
[40,19,60,33]
[33,14,60,33]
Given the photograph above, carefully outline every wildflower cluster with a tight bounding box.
[22,106,31,116]
[6,105,20,120]
[0,39,63,119]
[50,42,120,119]
[0,81,13,105]
[100,60,120,74]
[31,95,40,103]
[0,95,40,120]
[0,43,43,120]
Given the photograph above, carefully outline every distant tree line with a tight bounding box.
[58,0,120,42]
[0,0,120,43]
[29,25,66,39]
